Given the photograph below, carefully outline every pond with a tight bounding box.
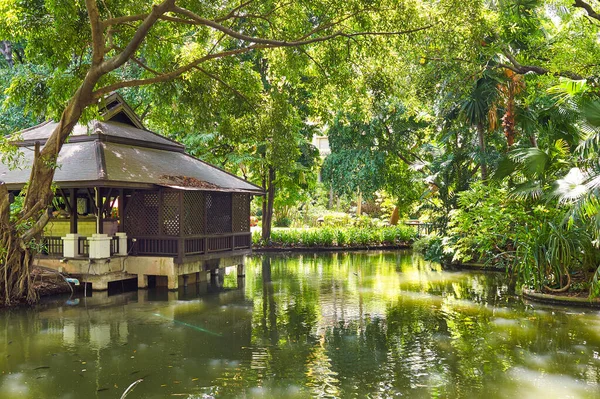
[1,251,599,398]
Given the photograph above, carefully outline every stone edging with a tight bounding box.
[522,288,600,308]
[445,262,506,272]
[253,244,411,253]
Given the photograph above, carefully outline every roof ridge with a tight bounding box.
[12,120,53,138]
[181,152,263,192]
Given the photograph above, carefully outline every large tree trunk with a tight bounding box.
[0,73,99,305]
[261,168,275,242]
[0,183,36,305]
[476,121,488,181]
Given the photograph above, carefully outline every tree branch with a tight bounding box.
[85,0,105,66]
[93,15,432,100]
[194,66,255,107]
[172,5,433,48]
[100,0,176,74]
[574,0,600,22]
[102,13,195,27]
[499,48,584,80]
[126,53,162,75]
[92,44,269,98]
[214,0,255,22]
[298,47,328,76]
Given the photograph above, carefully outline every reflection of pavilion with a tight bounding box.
[1,94,263,290]
[0,287,254,397]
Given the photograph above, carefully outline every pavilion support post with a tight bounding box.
[118,188,124,232]
[96,188,103,234]
[167,275,179,290]
[177,191,184,263]
[137,274,148,289]
[210,268,218,287]
[176,239,184,264]
[157,189,163,236]
[69,188,78,234]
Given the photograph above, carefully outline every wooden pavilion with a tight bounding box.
[0,94,263,290]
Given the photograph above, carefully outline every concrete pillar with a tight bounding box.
[210,269,218,288]
[115,232,128,256]
[218,268,225,288]
[167,275,179,290]
[237,263,245,278]
[91,279,108,291]
[137,274,148,289]
[89,234,111,259]
[237,264,245,289]
[62,234,79,258]
[183,274,189,288]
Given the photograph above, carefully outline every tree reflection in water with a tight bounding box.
[1,251,599,398]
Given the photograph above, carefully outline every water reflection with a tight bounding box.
[0,250,599,398]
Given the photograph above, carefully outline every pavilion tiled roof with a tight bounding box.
[0,94,263,194]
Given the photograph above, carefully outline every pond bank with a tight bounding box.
[445,263,600,308]
[444,262,506,272]
[253,243,411,253]
[522,288,600,308]
[0,268,73,308]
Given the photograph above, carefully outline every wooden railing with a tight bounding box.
[110,236,119,255]
[78,237,89,256]
[78,236,119,256]
[404,221,434,237]
[41,236,64,257]
[39,232,249,260]
[129,232,252,260]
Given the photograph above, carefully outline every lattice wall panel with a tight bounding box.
[183,191,205,235]
[206,192,232,234]
[232,194,250,232]
[162,190,180,236]
[124,191,159,236]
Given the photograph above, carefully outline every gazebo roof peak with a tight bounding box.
[13,93,184,152]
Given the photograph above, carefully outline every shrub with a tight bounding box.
[274,217,292,227]
[413,235,446,263]
[253,225,417,248]
[322,213,352,227]
[336,230,348,246]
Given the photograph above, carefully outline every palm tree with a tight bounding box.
[460,74,500,181]
[500,79,600,296]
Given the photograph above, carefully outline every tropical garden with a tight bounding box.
[1,0,600,304]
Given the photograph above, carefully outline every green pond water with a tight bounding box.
[1,250,600,398]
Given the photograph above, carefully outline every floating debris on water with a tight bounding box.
[152,313,222,336]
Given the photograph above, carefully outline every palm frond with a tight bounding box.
[510,180,544,201]
[509,147,549,178]
[554,167,588,204]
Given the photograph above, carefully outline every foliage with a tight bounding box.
[3,0,600,302]
[322,102,426,214]
[412,235,446,264]
[446,182,535,264]
[274,216,292,228]
[253,225,416,248]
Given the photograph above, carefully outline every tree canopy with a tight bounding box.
[3,0,600,302]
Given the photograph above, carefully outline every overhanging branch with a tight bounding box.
[194,66,255,107]
[574,0,600,22]
[92,44,269,98]
[500,48,584,80]
[171,5,433,48]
